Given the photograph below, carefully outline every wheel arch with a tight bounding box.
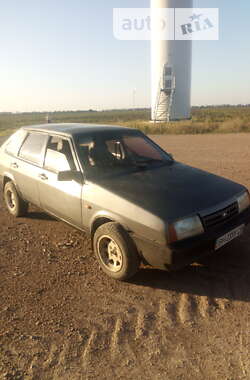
[3,173,15,190]
[2,173,23,200]
[90,212,131,240]
[91,216,114,239]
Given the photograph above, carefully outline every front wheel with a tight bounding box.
[4,181,28,217]
[93,222,140,281]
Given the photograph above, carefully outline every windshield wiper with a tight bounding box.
[134,158,165,166]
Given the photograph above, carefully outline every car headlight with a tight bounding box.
[168,215,204,243]
[237,191,250,213]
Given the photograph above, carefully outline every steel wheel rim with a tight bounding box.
[6,189,16,210]
[97,235,123,273]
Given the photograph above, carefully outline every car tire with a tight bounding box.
[93,222,140,281]
[4,181,28,217]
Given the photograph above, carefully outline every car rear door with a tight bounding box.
[0,129,28,185]
[37,135,83,228]
[14,131,48,206]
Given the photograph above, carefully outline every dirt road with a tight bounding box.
[0,133,250,379]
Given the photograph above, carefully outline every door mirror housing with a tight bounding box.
[169,153,174,160]
[57,170,82,182]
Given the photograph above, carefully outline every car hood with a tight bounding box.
[93,162,244,222]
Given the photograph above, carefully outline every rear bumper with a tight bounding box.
[133,207,250,271]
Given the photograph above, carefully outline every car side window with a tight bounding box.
[5,130,27,157]
[44,150,71,173]
[44,136,76,173]
[19,132,48,165]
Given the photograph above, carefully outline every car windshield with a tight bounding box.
[75,131,173,177]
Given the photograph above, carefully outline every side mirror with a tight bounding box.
[57,170,82,182]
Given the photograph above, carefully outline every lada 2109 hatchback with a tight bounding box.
[0,124,250,280]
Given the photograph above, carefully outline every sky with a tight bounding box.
[0,0,249,112]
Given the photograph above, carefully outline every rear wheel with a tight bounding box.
[93,222,140,281]
[4,181,28,217]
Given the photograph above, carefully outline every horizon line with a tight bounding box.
[1,104,250,114]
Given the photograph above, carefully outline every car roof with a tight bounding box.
[21,123,136,138]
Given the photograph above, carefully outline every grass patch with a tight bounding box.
[0,106,250,136]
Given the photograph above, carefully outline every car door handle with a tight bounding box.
[39,173,48,181]
[11,162,18,169]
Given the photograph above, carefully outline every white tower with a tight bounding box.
[151,0,193,121]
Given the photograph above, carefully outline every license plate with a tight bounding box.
[215,224,245,251]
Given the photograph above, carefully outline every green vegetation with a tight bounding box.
[1,106,250,136]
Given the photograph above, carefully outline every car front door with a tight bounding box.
[37,135,83,228]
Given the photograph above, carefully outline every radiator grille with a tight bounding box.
[202,202,239,229]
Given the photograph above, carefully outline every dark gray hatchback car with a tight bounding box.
[1,123,250,280]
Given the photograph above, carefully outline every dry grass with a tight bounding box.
[121,119,220,135]
[0,106,250,136]
[217,118,250,133]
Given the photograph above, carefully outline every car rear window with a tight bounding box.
[5,130,27,157]
[19,132,47,165]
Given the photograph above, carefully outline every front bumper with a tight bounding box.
[133,207,250,271]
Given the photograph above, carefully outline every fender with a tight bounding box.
[89,209,131,235]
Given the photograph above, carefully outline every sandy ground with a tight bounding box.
[0,133,250,380]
